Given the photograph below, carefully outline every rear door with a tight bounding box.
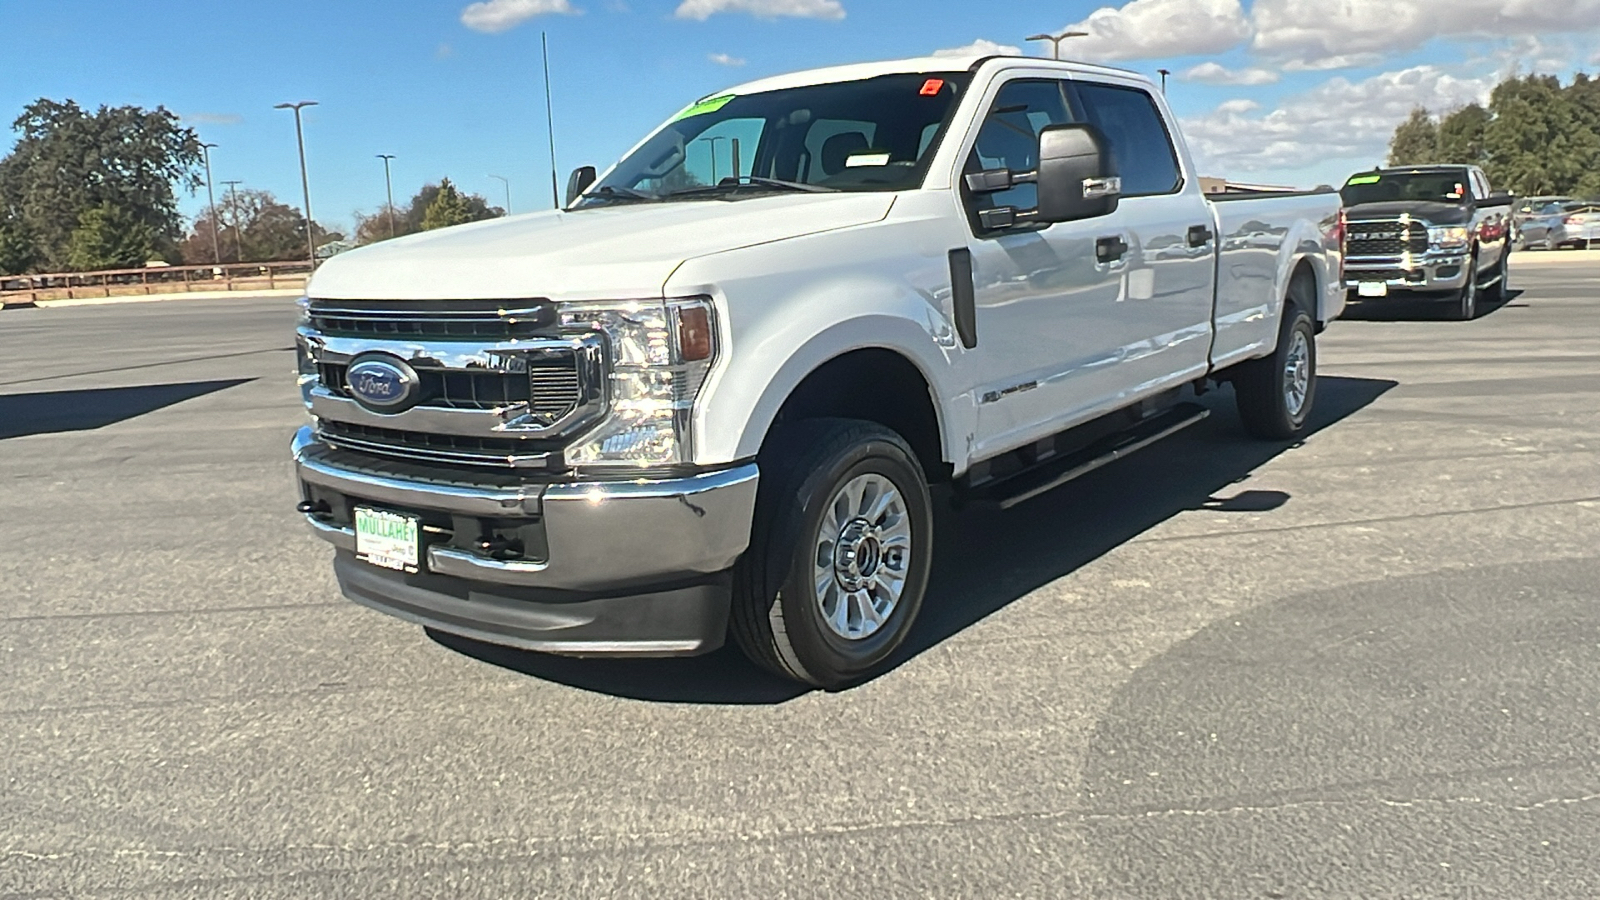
[1066,79,1216,394]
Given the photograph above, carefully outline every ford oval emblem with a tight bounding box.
[345,355,421,413]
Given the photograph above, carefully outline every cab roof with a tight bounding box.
[713,55,1151,99]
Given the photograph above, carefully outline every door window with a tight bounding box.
[964,79,1075,216]
[1070,83,1182,197]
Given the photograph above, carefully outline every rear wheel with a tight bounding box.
[1233,286,1317,441]
[731,419,934,689]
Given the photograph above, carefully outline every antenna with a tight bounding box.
[542,31,559,209]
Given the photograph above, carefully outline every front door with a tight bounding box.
[959,76,1136,461]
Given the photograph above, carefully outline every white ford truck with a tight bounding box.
[292,55,1344,688]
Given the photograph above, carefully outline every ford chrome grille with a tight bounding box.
[301,300,607,468]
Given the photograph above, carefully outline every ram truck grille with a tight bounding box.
[1346,220,1429,258]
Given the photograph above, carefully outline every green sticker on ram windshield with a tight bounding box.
[671,94,736,122]
[1347,174,1382,185]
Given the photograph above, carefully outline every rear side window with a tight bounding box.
[1071,82,1182,197]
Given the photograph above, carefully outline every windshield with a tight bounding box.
[1341,170,1472,206]
[577,72,971,206]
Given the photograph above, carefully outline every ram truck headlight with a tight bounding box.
[560,298,717,469]
[1427,226,1471,249]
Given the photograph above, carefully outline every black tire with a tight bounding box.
[1233,285,1317,441]
[1454,251,1480,320]
[730,418,934,690]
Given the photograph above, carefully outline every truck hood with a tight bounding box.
[307,193,896,302]
[1344,200,1472,226]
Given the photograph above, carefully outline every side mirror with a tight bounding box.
[565,166,597,206]
[1036,124,1119,223]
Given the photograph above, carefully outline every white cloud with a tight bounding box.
[708,52,746,66]
[932,38,1022,58]
[1181,64,1497,175]
[673,0,844,21]
[1251,0,1600,68]
[1056,0,1251,61]
[460,0,577,33]
[1183,62,1279,85]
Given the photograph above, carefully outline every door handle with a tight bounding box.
[1187,225,1214,248]
[1096,235,1129,263]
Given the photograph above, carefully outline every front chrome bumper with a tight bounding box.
[1344,252,1470,294]
[291,426,759,656]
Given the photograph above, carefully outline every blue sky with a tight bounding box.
[3,0,1596,234]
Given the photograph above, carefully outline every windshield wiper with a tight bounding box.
[582,185,660,205]
[661,177,841,200]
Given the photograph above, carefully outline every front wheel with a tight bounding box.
[731,419,934,689]
[1233,296,1317,441]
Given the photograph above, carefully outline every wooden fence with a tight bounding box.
[0,261,312,306]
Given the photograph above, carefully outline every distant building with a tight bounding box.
[1200,176,1299,194]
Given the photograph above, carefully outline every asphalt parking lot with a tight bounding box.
[3,256,1598,899]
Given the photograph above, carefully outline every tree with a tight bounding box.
[353,204,415,245]
[1383,74,1600,198]
[0,215,37,276]
[176,188,338,264]
[1436,103,1490,166]
[1387,108,1439,166]
[421,178,476,230]
[66,203,158,270]
[349,179,501,245]
[0,99,201,270]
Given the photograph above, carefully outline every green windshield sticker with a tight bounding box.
[1347,174,1382,185]
[671,94,736,123]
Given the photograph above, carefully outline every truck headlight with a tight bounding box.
[560,298,717,469]
[1427,226,1471,249]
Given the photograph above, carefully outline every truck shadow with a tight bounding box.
[0,379,253,439]
[434,375,1396,704]
[1340,288,1522,322]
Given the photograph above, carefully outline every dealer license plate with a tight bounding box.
[1357,281,1389,298]
[354,507,420,573]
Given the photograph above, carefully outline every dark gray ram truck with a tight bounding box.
[1340,165,1513,320]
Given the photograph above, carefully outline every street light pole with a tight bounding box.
[273,100,319,266]
[1157,68,1170,93]
[221,180,244,262]
[199,142,221,265]
[489,174,511,215]
[697,136,727,184]
[377,154,397,238]
[1025,29,1088,60]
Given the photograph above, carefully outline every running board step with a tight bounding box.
[982,403,1210,510]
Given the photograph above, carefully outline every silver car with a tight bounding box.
[1514,197,1572,250]
[1552,203,1600,249]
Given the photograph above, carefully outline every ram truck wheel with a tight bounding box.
[1233,292,1317,441]
[731,419,934,690]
